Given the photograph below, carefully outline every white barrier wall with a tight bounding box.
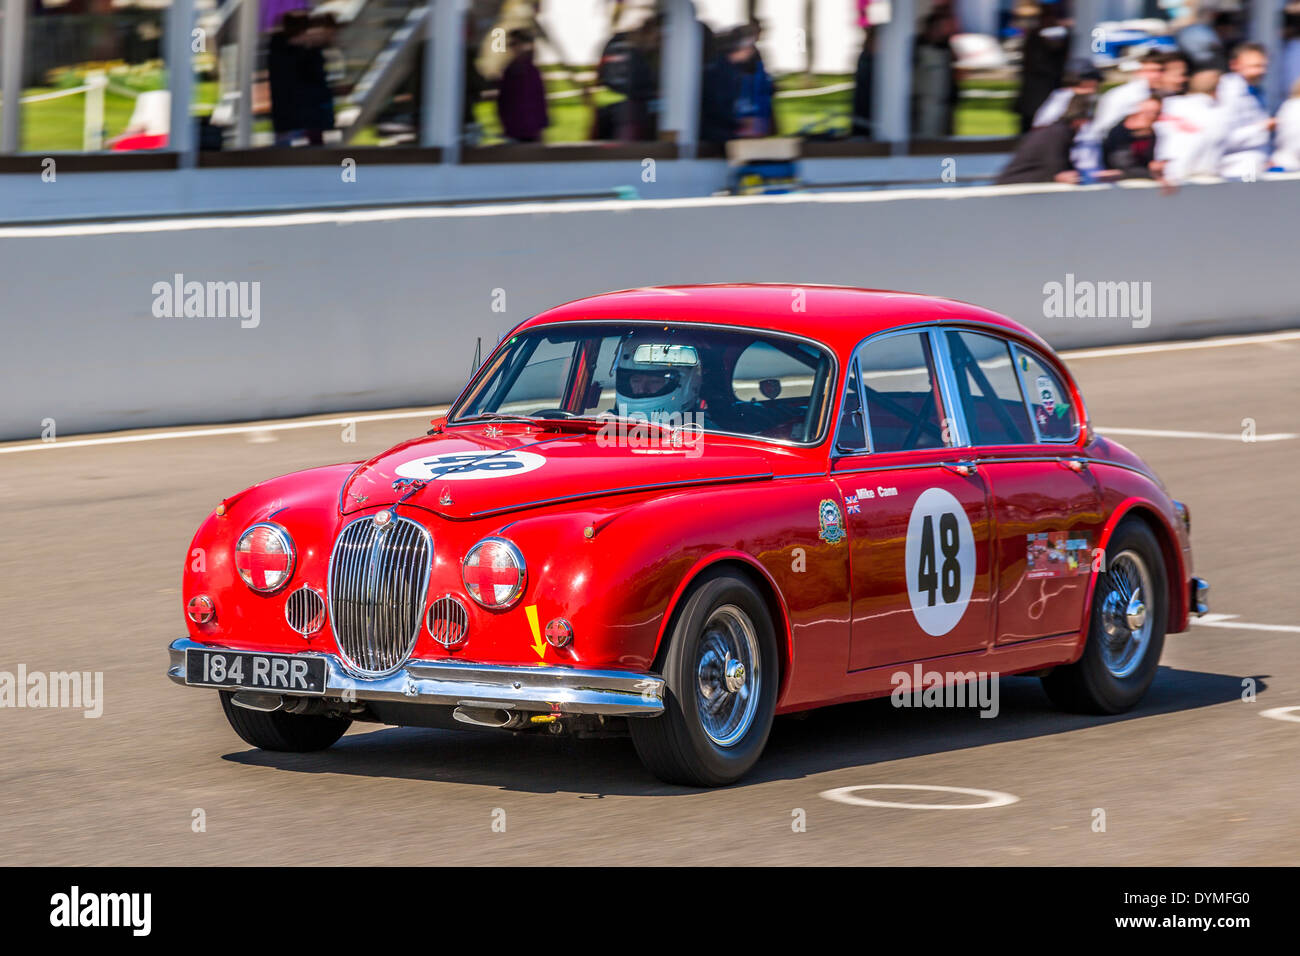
[3,175,1298,441]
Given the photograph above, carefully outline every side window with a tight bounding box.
[1014,346,1079,442]
[834,359,866,451]
[945,331,1036,445]
[857,332,950,452]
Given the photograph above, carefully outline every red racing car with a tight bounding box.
[169,285,1208,786]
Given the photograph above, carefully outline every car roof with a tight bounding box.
[520,284,1052,357]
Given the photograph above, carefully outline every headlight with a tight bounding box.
[461,536,526,609]
[234,522,296,594]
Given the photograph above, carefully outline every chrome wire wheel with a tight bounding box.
[694,604,761,748]
[1099,549,1155,679]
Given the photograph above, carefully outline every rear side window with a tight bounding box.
[857,332,950,452]
[1014,346,1079,442]
[945,331,1036,445]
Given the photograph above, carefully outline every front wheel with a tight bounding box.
[1042,519,1168,714]
[219,691,351,752]
[630,570,778,787]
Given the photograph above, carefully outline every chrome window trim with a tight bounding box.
[445,319,840,449]
[834,355,870,454]
[928,326,971,448]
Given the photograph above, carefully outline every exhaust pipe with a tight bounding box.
[453,705,530,729]
[231,691,284,713]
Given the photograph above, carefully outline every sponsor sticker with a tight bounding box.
[1026,531,1092,578]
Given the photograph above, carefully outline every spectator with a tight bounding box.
[1159,52,1190,98]
[1271,77,1300,171]
[1177,10,1227,71]
[497,29,548,142]
[1102,97,1162,178]
[851,27,877,138]
[700,28,743,144]
[1217,42,1275,179]
[595,16,661,141]
[912,11,956,138]
[268,10,332,146]
[1032,61,1102,127]
[1015,5,1071,134]
[1091,52,1165,141]
[1284,13,1300,98]
[1076,51,1165,173]
[1156,69,1228,183]
[735,21,775,138]
[996,94,1095,184]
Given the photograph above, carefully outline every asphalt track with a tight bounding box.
[2,331,1298,865]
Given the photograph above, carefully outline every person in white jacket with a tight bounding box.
[1217,43,1275,179]
[1271,78,1300,171]
[1156,70,1229,184]
[1076,52,1165,173]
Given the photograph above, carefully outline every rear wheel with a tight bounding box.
[630,570,778,787]
[1042,519,1167,714]
[219,691,351,752]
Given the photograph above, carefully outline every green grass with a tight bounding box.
[18,63,1021,152]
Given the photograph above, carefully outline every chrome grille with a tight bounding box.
[285,586,326,635]
[427,595,469,647]
[327,514,432,675]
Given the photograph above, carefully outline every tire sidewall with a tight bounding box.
[1081,520,1168,711]
[661,572,778,784]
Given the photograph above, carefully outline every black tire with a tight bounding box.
[219,692,351,752]
[1042,519,1167,714]
[630,569,778,787]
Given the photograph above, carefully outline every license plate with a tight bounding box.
[185,648,327,695]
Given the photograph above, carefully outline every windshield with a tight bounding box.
[449,322,837,445]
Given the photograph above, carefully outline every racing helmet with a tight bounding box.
[612,333,702,421]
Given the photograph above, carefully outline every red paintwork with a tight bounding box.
[182,285,1194,714]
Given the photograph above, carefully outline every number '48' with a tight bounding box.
[917,512,962,607]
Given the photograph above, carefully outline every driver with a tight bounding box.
[611,334,703,425]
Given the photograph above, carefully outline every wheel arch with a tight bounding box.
[650,551,794,703]
[1087,498,1189,638]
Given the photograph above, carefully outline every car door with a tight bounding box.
[941,329,1105,644]
[830,328,994,672]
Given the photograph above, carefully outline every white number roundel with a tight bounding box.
[904,487,975,636]
[394,450,546,481]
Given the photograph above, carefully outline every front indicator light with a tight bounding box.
[544,618,573,648]
[186,595,215,624]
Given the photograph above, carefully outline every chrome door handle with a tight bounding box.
[1059,458,1089,473]
[942,461,978,477]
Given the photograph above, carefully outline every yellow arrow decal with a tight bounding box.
[525,604,546,660]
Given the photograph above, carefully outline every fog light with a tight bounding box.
[187,594,215,624]
[544,617,573,648]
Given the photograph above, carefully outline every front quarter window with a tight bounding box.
[1013,346,1079,442]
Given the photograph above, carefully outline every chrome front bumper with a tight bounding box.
[167,637,664,717]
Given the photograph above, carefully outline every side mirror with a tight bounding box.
[427,415,447,435]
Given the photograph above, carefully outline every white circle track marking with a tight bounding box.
[1260,706,1300,724]
[820,784,1020,810]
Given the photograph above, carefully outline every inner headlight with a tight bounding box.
[235,522,296,594]
[462,536,526,609]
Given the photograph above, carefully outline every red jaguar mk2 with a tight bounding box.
[169,285,1208,786]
